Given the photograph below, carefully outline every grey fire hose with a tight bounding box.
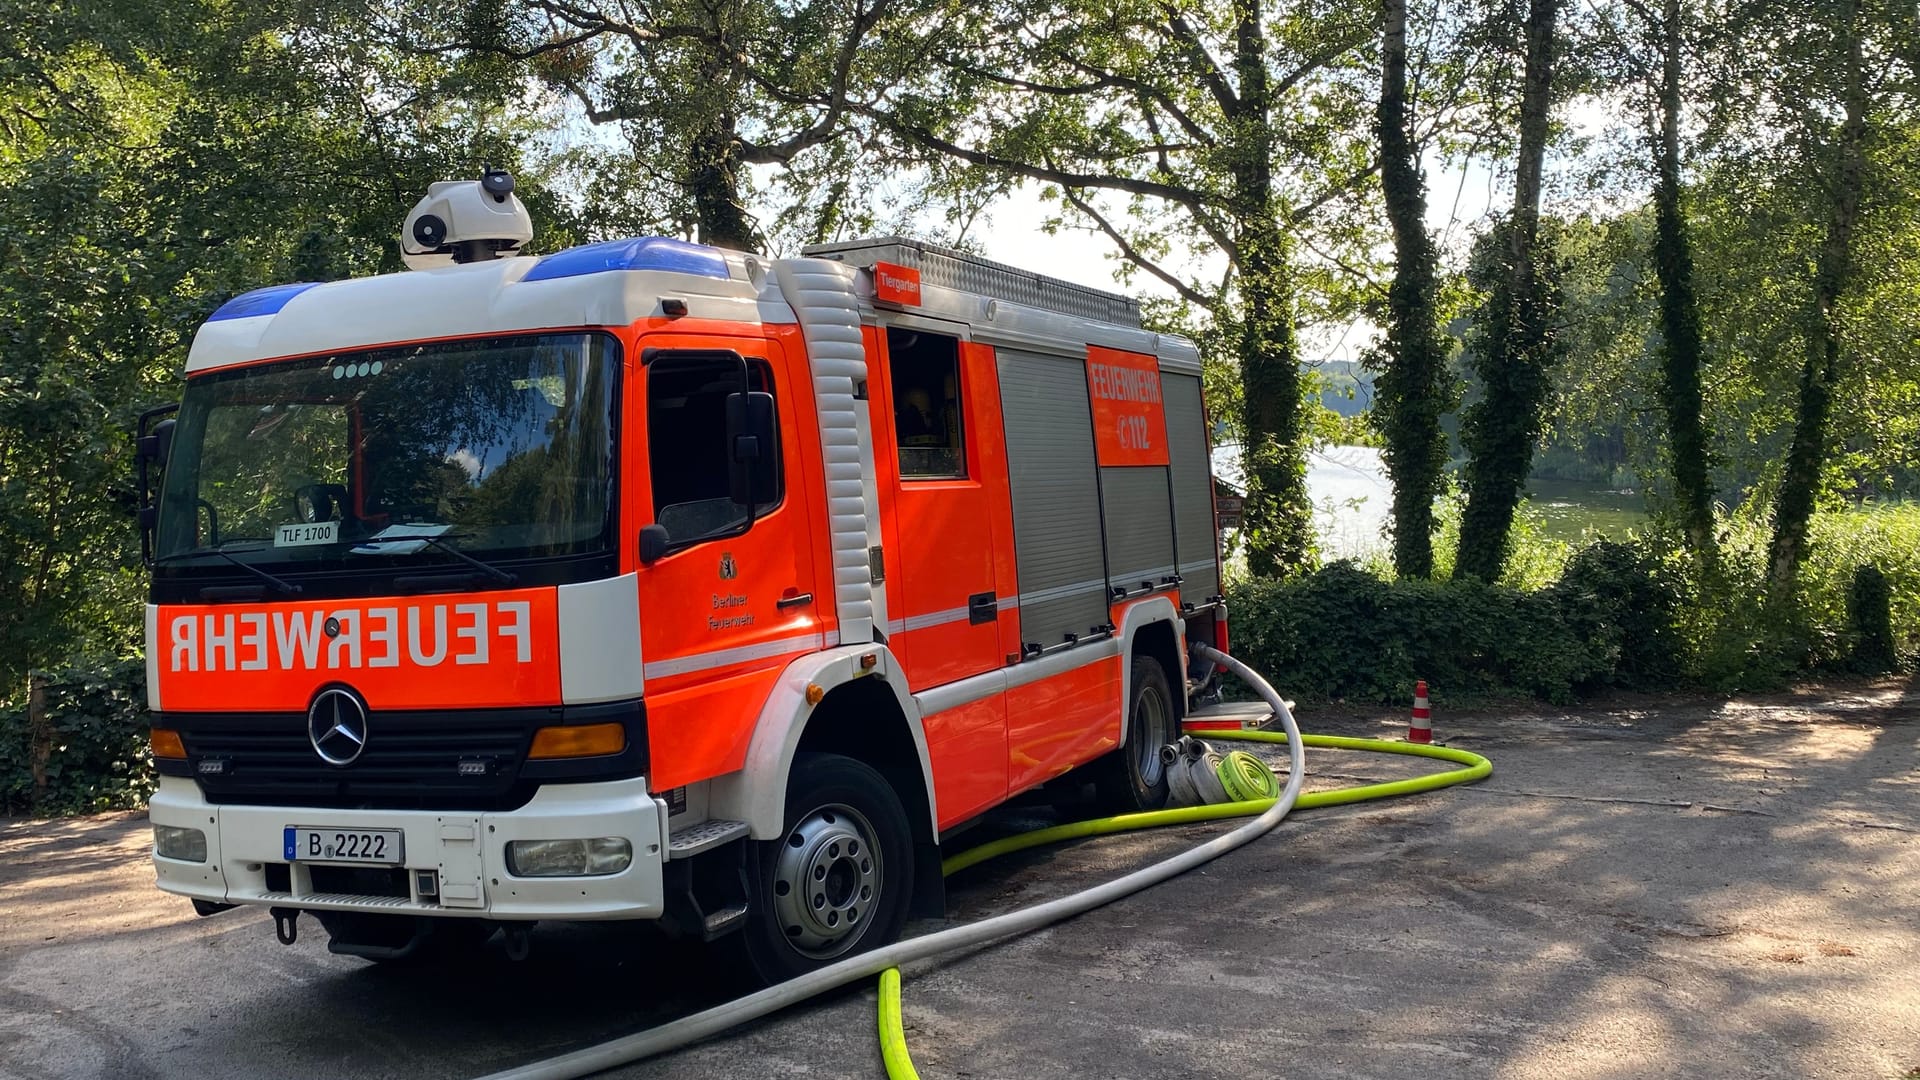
[474,643,1302,1080]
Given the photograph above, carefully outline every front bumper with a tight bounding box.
[149,775,665,921]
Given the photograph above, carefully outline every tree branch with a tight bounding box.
[1058,185,1218,310]
[1053,55,1219,146]
[1269,28,1373,100]
[1155,6,1241,115]
[741,0,894,164]
[1286,161,1380,225]
[859,105,1217,214]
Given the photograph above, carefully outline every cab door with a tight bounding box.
[634,336,823,791]
[872,322,1011,826]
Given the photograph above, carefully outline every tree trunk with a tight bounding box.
[1456,0,1561,582]
[1768,0,1866,601]
[1651,0,1715,556]
[689,6,766,253]
[688,119,766,251]
[1232,0,1313,579]
[1372,0,1452,579]
[28,671,51,811]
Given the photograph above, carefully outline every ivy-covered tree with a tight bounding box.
[1646,0,1715,557]
[1693,0,1918,599]
[1455,0,1564,582]
[1370,0,1457,579]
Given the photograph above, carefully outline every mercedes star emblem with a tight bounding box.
[307,688,369,766]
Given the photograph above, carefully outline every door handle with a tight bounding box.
[777,591,814,609]
[968,591,997,625]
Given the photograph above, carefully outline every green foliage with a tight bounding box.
[0,0,585,693]
[1228,561,1610,705]
[1545,540,1684,688]
[1456,219,1570,581]
[1230,505,1917,705]
[1428,480,1573,591]
[1845,564,1897,674]
[0,660,151,816]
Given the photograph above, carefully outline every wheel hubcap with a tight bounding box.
[1134,682,1172,785]
[771,802,883,959]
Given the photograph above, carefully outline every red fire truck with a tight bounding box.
[137,173,1226,982]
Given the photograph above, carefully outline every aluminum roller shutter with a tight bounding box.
[997,347,1110,649]
[1099,466,1177,591]
[1163,373,1220,602]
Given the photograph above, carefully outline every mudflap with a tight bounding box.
[909,840,945,919]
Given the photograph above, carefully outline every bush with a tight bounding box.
[1229,500,1917,704]
[1228,561,1613,704]
[1678,505,1920,688]
[0,659,152,816]
[1546,540,1686,688]
[1845,564,1897,673]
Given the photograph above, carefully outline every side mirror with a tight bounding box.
[136,404,180,566]
[138,418,175,471]
[638,523,671,564]
[726,390,776,511]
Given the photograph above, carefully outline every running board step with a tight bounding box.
[667,818,750,858]
[703,903,749,936]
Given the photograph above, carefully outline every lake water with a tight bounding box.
[1214,444,1649,560]
[1306,445,1396,558]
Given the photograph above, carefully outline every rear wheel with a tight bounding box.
[735,752,915,985]
[1094,655,1180,813]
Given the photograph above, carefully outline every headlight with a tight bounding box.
[506,837,632,877]
[153,825,208,863]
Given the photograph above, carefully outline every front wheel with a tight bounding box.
[735,753,915,986]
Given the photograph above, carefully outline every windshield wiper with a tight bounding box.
[155,545,301,595]
[350,533,518,585]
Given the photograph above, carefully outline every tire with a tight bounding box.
[734,752,916,986]
[1094,655,1181,813]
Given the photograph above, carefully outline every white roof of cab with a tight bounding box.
[185,242,775,373]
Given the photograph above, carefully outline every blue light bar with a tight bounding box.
[206,282,322,322]
[523,237,730,283]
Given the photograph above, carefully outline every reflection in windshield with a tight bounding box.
[155,333,616,568]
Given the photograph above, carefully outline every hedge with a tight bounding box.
[0,659,152,815]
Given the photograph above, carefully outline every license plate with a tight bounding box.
[275,521,339,548]
[284,826,404,864]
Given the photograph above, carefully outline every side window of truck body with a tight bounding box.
[887,328,966,480]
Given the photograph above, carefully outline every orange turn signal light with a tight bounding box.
[150,728,187,759]
[528,722,626,760]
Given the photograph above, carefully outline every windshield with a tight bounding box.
[155,333,617,571]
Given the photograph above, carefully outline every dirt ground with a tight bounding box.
[1,677,1915,1080]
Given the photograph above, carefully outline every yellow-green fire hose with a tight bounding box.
[877,727,1494,1079]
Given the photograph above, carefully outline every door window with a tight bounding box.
[647,355,782,544]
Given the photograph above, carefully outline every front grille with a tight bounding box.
[162,700,645,811]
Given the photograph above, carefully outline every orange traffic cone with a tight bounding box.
[1408,680,1432,743]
